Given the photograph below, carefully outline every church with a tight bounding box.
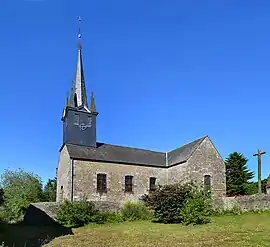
[56,24,226,204]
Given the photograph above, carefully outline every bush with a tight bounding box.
[213,204,243,216]
[120,202,152,221]
[56,200,99,227]
[179,187,212,225]
[100,212,124,223]
[141,182,194,223]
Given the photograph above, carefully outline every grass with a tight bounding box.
[44,212,270,247]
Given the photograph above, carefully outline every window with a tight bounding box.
[125,175,133,192]
[97,174,107,193]
[74,114,79,125]
[204,175,211,191]
[149,177,156,192]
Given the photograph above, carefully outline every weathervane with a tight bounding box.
[77,16,82,48]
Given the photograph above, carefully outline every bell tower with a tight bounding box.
[62,17,98,147]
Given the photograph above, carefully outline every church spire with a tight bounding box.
[69,16,88,108]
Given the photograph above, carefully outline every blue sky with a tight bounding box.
[0,0,270,183]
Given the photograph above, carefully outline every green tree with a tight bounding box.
[0,188,4,206]
[0,169,44,221]
[244,175,270,195]
[43,177,57,202]
[225,152,254,196]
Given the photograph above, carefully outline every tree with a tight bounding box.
[0,169,44,221]
[0,188,4,206]
[225,152,254,196]
[244,175,270,195]
[43,177,57,202]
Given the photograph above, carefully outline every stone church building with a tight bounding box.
[56,28,226,204]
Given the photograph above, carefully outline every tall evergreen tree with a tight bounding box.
[225,152,254,196]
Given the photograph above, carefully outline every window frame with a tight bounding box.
[204,174,211,191]
[149,177,157,192]
[97,173,107,193]
[125,175,133,193]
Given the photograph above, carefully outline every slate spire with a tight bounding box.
[69,16,88,108]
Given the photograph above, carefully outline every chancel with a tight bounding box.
[56,18,226,204]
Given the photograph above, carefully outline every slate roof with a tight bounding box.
[67,143,166,167]
[66,136,207,168]
[167,136,206,166]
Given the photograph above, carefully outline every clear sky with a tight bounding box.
[0,0,270,183]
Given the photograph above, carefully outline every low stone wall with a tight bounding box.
[222,194,270,211]
[23,201,121,226]
[24,202,60,225]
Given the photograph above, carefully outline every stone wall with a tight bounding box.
[56,146,72,202]
[24,202,60,225]
[168,137,226,198]
[73,160,167,204]
[23,201,121,226]
[57,137,226,204]
[222,194,270,211]
[187,138,226,198]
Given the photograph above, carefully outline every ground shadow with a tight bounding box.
[0,205,73,247]
[0,222,72,247]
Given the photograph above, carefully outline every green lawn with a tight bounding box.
[45,212,270,247]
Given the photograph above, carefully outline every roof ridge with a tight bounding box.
[168,135,207,153]
[95,142,166,155]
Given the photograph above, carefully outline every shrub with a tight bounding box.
[89,212,107,224]
[141,182,194,223]
[179,187,212,225]
[100,212,124,223]
[56,200,99,227]
[120,201,152,221]
[213,204,243,216]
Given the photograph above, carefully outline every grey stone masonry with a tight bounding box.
[57,136,226,204]
[222,194,270,211]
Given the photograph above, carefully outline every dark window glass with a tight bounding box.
[204,175,211,190]
[74,114,79,125]
[97,174,107,193]
[125,175,133,192]
[149,177,156,191]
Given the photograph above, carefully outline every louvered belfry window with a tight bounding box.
[97,173,107,193]
[125,175,133,192]
[204,175,211,190]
